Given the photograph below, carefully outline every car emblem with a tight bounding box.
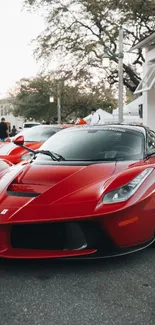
[0,209,8,215]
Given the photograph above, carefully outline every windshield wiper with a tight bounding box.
[35,150,65,161]
[145,152,155,158]
[13,140,66,161]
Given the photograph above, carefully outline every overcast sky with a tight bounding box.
[0,0,45,97]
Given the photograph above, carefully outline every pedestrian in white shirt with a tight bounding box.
[89,109,100,125]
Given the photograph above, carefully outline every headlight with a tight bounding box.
[20,152,34,161]
[102,168,153,204]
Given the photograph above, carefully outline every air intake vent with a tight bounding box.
[7,191,40,197]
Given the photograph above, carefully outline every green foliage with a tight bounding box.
[13,76,55,121]
[13,76,116,121]
[25,0,155,92]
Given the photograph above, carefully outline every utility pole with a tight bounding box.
[57,82,61,124]
[118,27,124,123]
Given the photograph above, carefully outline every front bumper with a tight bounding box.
[0,220,153,259]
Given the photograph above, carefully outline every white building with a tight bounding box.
[130,32,155,130]
[0,98,24,130]
[113,96,143,123]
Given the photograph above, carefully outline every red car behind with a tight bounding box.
[0,124,66,164]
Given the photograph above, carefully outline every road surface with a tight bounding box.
[0,247,155,325]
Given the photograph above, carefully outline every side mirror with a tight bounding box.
[5,138,11,143]
[13,135,24,146]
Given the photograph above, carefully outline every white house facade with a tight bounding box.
[112,96,143,123]
[131,33,155,130]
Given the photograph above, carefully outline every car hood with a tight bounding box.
[0,142,16,154]
[0,142,42,155]
[0,160,150,223]
[0,162,118,223]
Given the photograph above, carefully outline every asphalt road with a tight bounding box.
[0,247,155,325]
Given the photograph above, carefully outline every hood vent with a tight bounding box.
[7,183,40,198]
[7,191,40,198]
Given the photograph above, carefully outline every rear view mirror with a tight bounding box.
[13,135,24,146]
[5,138,11,142]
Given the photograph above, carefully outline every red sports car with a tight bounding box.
[0,124,155,259]
[0,124,66,164]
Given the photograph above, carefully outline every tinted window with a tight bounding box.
[34,128,144,162]
[23,123,40,128]
[146,131,155,154]
[17,126,62,142]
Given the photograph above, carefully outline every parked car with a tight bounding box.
[0,124,66,164]
[1,124,155,259]
[23,122,41,129]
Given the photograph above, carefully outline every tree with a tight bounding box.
[12,76,116,121]
[13,76,56,121]
[25,0,155,92]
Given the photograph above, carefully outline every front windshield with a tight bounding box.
[34,127,144,162]
[16,126,62,142]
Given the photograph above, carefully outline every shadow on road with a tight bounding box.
[0,246,152,278]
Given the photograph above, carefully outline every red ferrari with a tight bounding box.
[0,124,155,259]
[0,124,66,164]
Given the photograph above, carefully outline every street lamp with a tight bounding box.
[49,85,61,124]
[49,96,54,103]
[57,82,61,124]
[49,95,54,122]
[102,27,124,123]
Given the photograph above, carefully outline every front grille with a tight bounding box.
[11,220,116,252]
[11,223,66,250]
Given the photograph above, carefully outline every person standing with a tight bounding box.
[0,118,9,141]
[10,125,17,137]
[89,109,100,125]
[84,109,101,125]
